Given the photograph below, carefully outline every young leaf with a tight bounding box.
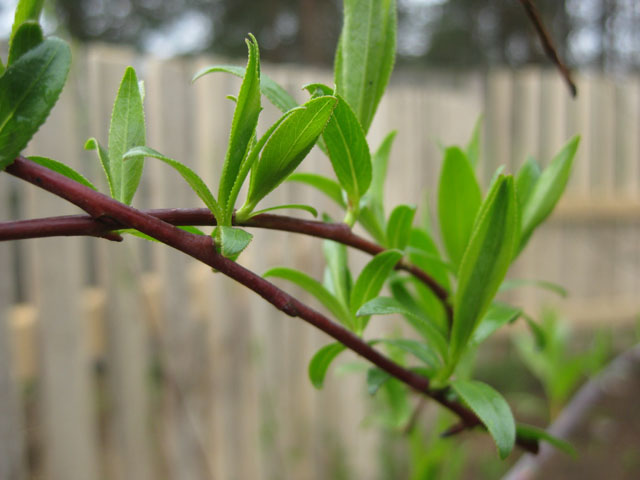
[28,156,97,190]
[7,21,42,66]
[263,267,353,328]
[515,424,576,457]
[515,156,541,210]
[335,0,397,133]
[437,146,482,268]
[0,38,71,171]
[244,203,317,219]
[124,146,221,219]
[287,172,346,209]
[519,136,580,252]
[10,0,44,41]
[85,138,112,192]
[320,94,372,209]
[241,96,337,214]
[308,343,346,389]
[372,338,440,371]
[408,227,451,291]
[357,296,448,360]
[471,302,521,346]
[216,226,253,260]
[465,116,483,168]
[192,65,297,113]
[451,379,516,459]
[218,35,261,224]
[108,66,146,205]
[390,279,448,340]
[350,250,403,315]
[386,204,416,250]
[0,58,4,76]
[499,278,568,297]
[450,176,518,366]
[367,367,391,395]
[323,240,352,311]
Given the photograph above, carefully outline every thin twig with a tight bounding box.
[4,156,537,454]
[518,0,577,97]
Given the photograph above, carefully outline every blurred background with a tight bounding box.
[0,1,639,479]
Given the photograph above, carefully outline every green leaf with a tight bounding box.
[241,96,338,213]
[124,146,221,220]
[7,21,43,66]
[287,172,346,209]
[471,302,521,346]
[0,59,5,76]
[119,225,205,243]
[107,66,146,205]
[386,204,416,250]
[350,250,403,315]
[218,35,262,224]
[515,156,541,210]
[499,278,568,297]
[360,131,397,244]
[216,226,253,260]
[450,176,518,367]
[323,240,352,311]
[244,203,317,218]
[28,156,97,190]
[466,116,482,168]
[335,0,397,133]
[390,278,447,340]
[0,38,71,171]
[356,296,448,360]
[437,146,482,268]
[192,65,297,113]
[519,136,579,252]
[515,424,576,457]
[407,227,451,291]
[10,0,44,41]
[367,367,391,395]
[451,379,516,459]
[84,137,111,191]
[263,267,353,328]
[372,338,440,371]
[320,93,372,209]
[308,343,346,389]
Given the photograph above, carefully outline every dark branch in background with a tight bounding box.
[3,156,537,453]
[518,0,577,97]
[0,208,452,317]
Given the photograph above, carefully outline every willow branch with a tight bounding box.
[0,208,452,315]
[3,156,536,453]
[519,0,577,97]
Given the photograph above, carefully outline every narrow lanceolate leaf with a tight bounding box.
[242,96,337,213]
[124,146,221,220]
[192,65,297,113]
[515,156,541,210]
[0,38,71,171]
[356,297,448,361]
[7,21,43,66]
[263,267,353,328]
[287,173,346,209]
[367,367,391,395]
[335,0,397,133]
[85,138,111,192]
[438,146,482,269]
[218,35,261,223]
[323,240,352,311]
[360,131,397,244]
[308,343,346,389]
[108,66,146,205]
[386,204,416,250]
[471,302,521,346]
[465,116,483,168]
[408,227,451,291]
[372,338,440,371]
[10,0,44,41]
[350,250,403,334]
[450,176,518,366]
[519,136,580,253]
[499,278,568,298]
[516,424,576,457]
[246,203,317,219]
[217,226,253,260]
[28,156,97,190]
[451,379,516,459]
[321,94,372,209]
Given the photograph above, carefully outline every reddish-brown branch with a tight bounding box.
[3,156,537,453]
[519,0,577,97]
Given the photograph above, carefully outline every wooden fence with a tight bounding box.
[1,43,639,479]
